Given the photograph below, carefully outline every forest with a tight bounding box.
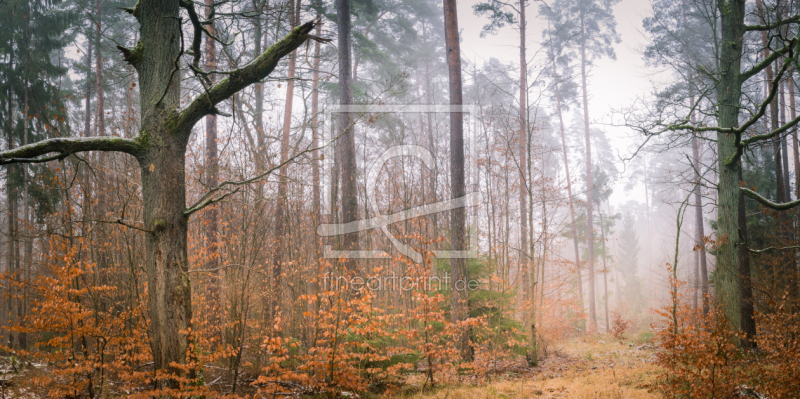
[0,0,799,397]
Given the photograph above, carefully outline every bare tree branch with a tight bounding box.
[0,136,147,165]
[741,187,800,210]
[175,19,329,137]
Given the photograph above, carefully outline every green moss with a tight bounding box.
[135,128,151,149]
[153,218,167,232]
[164,113,179,132]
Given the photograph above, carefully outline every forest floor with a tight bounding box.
[400,335,663,399]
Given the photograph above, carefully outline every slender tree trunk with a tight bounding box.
[692,137,710,315]
[579,11,596,331]
[689,92,710,315]
[756,0,786,203]
[337,0,358,273]
[443,0,471,360]
[781,82,791,199]
[599,209,609,332]
[204,0,221,335]
[791,74,799,199]
[85,27,93,138]
[518,0,530,332]
[94,1,104,141]
[253,3,265,173]
[6,47,15,348]
[311,17,322,266]
[272,0,300,323]
[424,23,437,235]
[552,51,583,325]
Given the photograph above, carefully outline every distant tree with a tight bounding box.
[618,212,644,315]
[472,0,533,356]
[541,0,620,331]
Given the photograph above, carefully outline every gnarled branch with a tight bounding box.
[0,136,147,165]
[741,187,800,210]
[175,20,322,137]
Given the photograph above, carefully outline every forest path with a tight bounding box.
[406,336,662,399]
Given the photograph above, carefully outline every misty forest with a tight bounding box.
[1,0,800,397]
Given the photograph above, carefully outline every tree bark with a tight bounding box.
[337,0,358,272]
[443,0,472,360]
[311,17,322,267]
[715,0,745,330]
[738,167,756,349]
[518,0,530,318]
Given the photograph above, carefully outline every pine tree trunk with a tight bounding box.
[337,0,358,272]
[443,0,471,360]
[553,51,583,325]
[518,0,530,317]
[579,11,597,331]
[6,51,15,348]
[599,210,609,332]
[311,18,322,267]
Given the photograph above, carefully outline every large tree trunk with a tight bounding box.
[443,0,472,361]
[738,168,756,348]
[715,0,745,331]
[138,0,191,384]
[579,11,597,331]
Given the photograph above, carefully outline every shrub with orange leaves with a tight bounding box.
[656,273,800,398]
[610,310,630,340]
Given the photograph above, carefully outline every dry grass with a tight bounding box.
[397,335,663,399]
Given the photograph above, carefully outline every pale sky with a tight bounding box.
[456,0,659,206]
